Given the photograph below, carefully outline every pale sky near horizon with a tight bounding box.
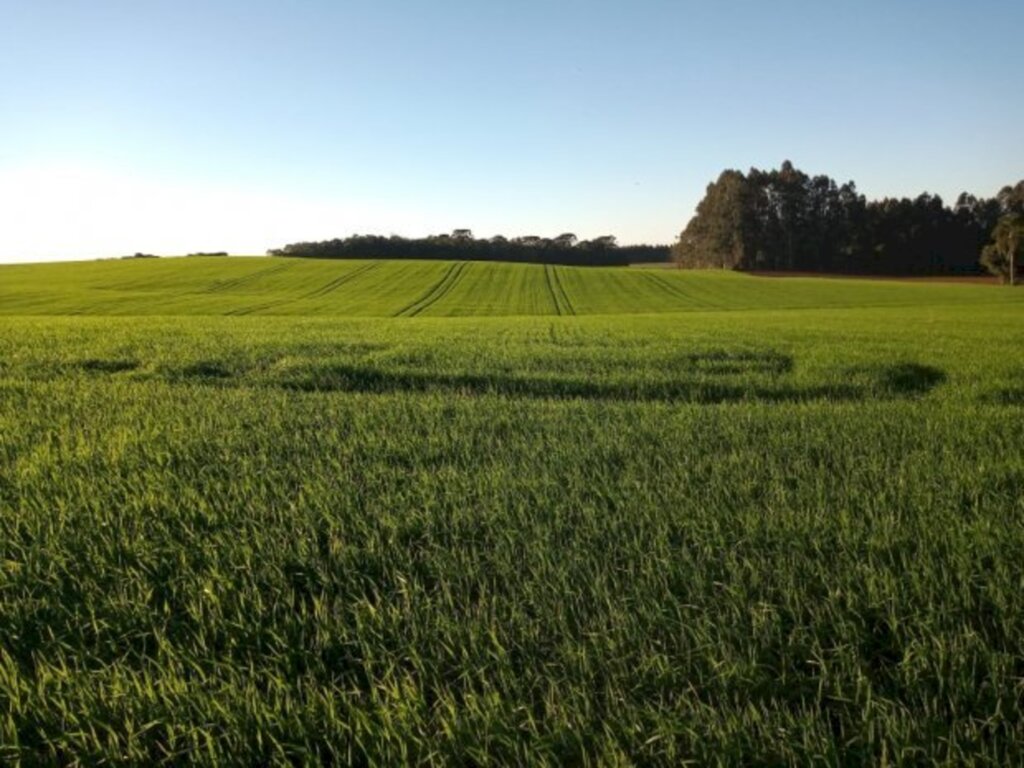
[1,1,1022,263]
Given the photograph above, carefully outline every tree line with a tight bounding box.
[673,161,1024,279]
[268,231,671,266]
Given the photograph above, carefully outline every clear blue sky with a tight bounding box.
[1,0,1022,261]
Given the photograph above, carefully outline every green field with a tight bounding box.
[0,255,1011,316]
[2,258,1023,764]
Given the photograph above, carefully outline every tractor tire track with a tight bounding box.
[223,262,381,316]
[394,262,469,317]
[224,302,283,316]
[205,261,295,293]
[549,266,576,315]
[544,265,563,315]
[300,262,380,300]
[642,272,708,308]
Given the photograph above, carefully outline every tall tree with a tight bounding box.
[673,170,753,269]
[997,182,1024,215]
[982,214,1024,284]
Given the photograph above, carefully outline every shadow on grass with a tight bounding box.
[676,350,794,376]
[67,356,947,404]
[180,361,234,379]
[983,387,1024,406]
[78,359,139,374]
[844,362,946,398]
[876,363,946,396]
[276,363,861,404]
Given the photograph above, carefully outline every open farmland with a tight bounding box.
[1,258,1024,764]
[0,256,1012,317]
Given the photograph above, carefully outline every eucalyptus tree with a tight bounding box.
[982,214,1024,285]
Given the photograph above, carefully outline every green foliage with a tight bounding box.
[996,181,1024,216]
[2,262,1024,763]
[981,214,1024,283]
[673,170,752,269]
[674,163,1020,275]
[267,231,660,266]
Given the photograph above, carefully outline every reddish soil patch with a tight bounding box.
[746,271,1000,285]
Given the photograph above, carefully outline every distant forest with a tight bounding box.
[675,162,1024,276]
[265,163,1024,276]
[268,232,671,266]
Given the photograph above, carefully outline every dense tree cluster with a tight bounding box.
[268,232,670,266]
[674,162,1024,276]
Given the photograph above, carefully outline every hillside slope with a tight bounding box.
[1,257,1017,316]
